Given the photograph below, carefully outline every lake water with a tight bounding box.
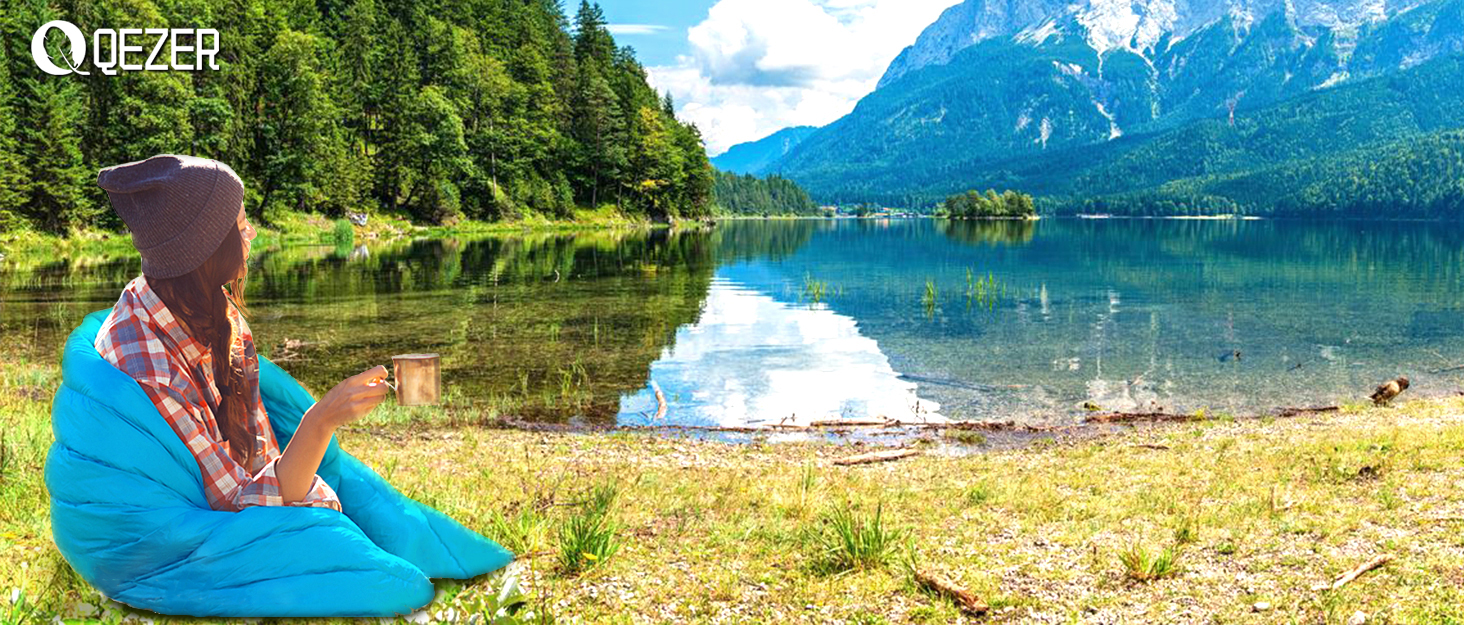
[5,218,1464,428]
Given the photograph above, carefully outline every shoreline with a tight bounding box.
[6,342,1464,622]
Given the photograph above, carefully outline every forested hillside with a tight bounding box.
[0,0,713,234]
[767,0,1464,217]
[711,171,820,216]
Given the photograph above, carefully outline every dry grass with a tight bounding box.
[6,348,1464,623]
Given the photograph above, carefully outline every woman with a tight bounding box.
[94,153,390,512]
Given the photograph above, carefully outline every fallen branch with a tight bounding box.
[1276,406,1339,418]
[651,380,667,421]
[1083,411,1200,424]
[833,449,920,466]
[1313,554,1394,592]
[1133,443,1171,450]
[808,419,893,428]
[914,569,989,616]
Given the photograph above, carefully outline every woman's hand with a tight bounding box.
[305,365,392,432]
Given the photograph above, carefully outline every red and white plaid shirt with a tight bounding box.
[95,275,341,513]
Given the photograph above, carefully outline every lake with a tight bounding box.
[5,218,1463,429]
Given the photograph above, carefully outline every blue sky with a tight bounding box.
[592,0,963,155]
[595,0,715,67]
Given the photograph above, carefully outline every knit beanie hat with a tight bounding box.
[97,154,245,279]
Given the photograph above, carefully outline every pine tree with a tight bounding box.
[23,77,93,233]
[256,30,347,216]
[0,35,32,232]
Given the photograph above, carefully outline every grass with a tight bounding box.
[555,481,621,575]
[8,346,1464,621]
[1118,542,1184,582]
[0,205,669,266]
[807,502,907,574]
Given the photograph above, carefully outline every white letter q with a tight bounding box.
[31,20,90,76]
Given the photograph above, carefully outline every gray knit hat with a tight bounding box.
[98,154,245,279]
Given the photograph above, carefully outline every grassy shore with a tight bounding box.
[6,345,1464,623]
[0,206,663,265]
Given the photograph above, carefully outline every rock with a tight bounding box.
[1348,611,1368,625]
[347,211,369,226]
[1252,601,1272,612]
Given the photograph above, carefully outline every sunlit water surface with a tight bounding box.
[4,218,1463,428]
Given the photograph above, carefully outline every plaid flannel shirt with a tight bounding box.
[95,276,341,513]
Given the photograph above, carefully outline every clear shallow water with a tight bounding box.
[4,218,1463,427]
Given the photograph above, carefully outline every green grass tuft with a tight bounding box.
[808,502,907,574]
[1118,542,1183,582]
[556,481,622,574]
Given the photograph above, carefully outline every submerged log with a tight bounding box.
[914,569,989,615]
[833,449,920,466]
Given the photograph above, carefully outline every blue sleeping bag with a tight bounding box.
[45,309,514,617]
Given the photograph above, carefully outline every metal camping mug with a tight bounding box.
[390,353,441,406]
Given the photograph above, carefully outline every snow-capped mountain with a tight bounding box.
[879,0,1429,87]
[765,0,1464,211]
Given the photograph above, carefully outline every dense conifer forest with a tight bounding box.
[711,171,820,216]
[0,0,715,234]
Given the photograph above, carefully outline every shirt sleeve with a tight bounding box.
[137,380,342,513]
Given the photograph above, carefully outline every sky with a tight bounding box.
[595,0,963,156]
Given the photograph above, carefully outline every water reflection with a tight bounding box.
[618,277,942,428]
[5,217,1464,428]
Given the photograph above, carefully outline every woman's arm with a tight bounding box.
[274,365,391,504]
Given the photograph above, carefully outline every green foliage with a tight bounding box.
[1118,542,1184,582]
[556,481,621,574]
[331,219,354,247]
[807,502,907,574]
[712,170,819,215]
[462,568,557,625]
[0,0,710,234]
[940,189,1034,218]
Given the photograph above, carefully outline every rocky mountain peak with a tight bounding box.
[878,0,1423,86]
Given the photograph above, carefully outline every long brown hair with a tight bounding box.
[149,225,255,467]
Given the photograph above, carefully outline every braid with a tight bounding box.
[149,226,256,467]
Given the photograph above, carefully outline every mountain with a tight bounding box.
[710,126,819,175]
[769,0,1464,216]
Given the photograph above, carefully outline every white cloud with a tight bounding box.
[605,24,669,35]
[648,0,963,155]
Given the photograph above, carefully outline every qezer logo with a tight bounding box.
[31,20,220,76]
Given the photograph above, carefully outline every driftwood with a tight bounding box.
[1312,554,1394,592]
[1083,411,1200,424]
[833,449,920,466]
[651,380,668,421]
[914,570,989,616]
[1276,406,1339,418]
[808,419,893,428]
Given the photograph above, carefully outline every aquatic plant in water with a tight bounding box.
[922,279,939,317]
[964,268,1005,311]
[802,274,831,305]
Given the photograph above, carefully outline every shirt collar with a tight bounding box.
[133,276,211,364]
